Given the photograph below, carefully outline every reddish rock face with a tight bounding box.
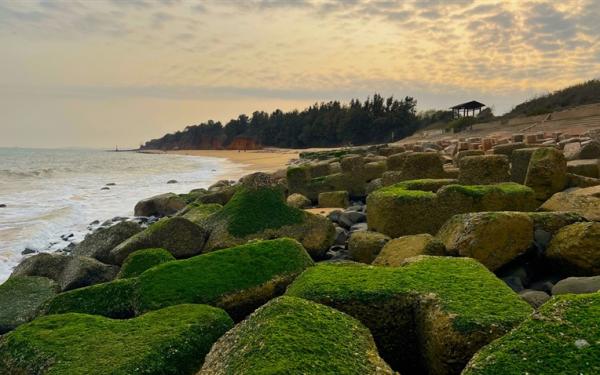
[228,137,261,150]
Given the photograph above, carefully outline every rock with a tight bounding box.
[552,276,600,295]
[524,147,568,201]
[326,209,342,223]
[367,180,536,238]
[567,159,600,178]
[338,210,366,229]
[21,248,36,255]
[463,293,599,375]
[546,222,600,275]
[501,275,524,292]
[208,179,231,192]
[437,212,534,271]
[529,279,555,294]
[492,142,527,156]
[347,231,390,263]
[365,178,383,194]
[454,150,484,167]
[458,155,510,185]
[518,289,550,308]
[110,217,208,265]
[0,304,232,374]
[134,192,186,217]
[386,152,445,180]
[11,253,118,292]
[45,239,313,321]
[539,191,600,221]
[286,193,311,209]
[72,221,142,263]
[166,179,178,184]
[105,182,116,186]
[566,172,600,188]
[0,276,59,334]
[334,226,348,245]
[373,233,445,266]
[318,191,349,208]
[350,222,369,232]
[194,187,238,206]
[287,256,532,375]
[202,186,335,259]
[116,248,175,279]
[177,203,222,225]
[100,186,110,190]
[200,296,393,375]
[575,140,600,159]
[510,147,539,184]
[0,204,6,208]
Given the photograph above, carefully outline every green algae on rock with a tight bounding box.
[117,248,175,279]
[0,276,59,334]
[177,203,223,225]
[463,292,600,375]
[546,222,600,275]
[0,304,233,375]
[286,256,532,375]
[199,296,394,375]
[373,233,446,266]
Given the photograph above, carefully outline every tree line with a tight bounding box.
[141,94,429,150]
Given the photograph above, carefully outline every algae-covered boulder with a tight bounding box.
[546,222,600,275]
[437,212,533,271]
[286,193,311,209]
[539,191,600,221]
[134,192,186,217]
[45,239,314,321]
[117,248,175,279]
[178,203,223,225]
[347,231,391,264]
[0,304,233,375]
[199,296,393,375]
[287,256,532,375]
[72,221,142,263]
[110,217,208,265]
[510,147,539,184]
[454,150,484,167]
[567,159,600,178]
[463,292,600,375]
[458,155,510,185]
[318,190,349,208]
[387,152,445,180]
[11,253,118,291]
[203,186,334,258]
[0,276,59,334]
[524,147,568,201]
[373,233,445,266]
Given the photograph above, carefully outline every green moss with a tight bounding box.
[0,304,233,375]
[180,203,222,224]
[441,182,533,199]
[372,184,437,200]
[117,248,175,279]
[211,187,304,237]
[201,296,392,374]
[464,292,600,375]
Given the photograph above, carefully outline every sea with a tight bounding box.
[0,148,246,283]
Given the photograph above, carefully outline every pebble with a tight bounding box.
[0,204,6,208]
[101,187,110,190]
[349,223,368,232]
[89,220,100,226]
[167,179,178,184]
[105,183,116,186]
[21,248,37,255]
[574,339,589,349]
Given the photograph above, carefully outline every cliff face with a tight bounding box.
[228,137,261,150]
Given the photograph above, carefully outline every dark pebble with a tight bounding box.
[21,248,37,255]
[0,204,6,208]
[105,183,116,186]
[89,220,100,226]
[101,187,110,190]
[167,179,178,184]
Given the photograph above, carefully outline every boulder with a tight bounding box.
[347,231,390,264]
[318,191,349,208]
[539,191,600,221]
[133,192,186,217]
[178,203,222,225]
[45,239,314,321]
[286,193,311,209]
[11,253,118,291]
[567,159,600,178]
[203,186,335,259]
[287,256,532,375]
[71,221,142,263]
[575,140,600,159]
[492,142,526,157]
[110,217,207,265]
[510,147,539,184]
[199,296,393,374]
[546,222,600,275]
[372,233,445,266]
[0,276,59,334]
[116,248,175,279]
[454,150,484,167]
[518,289,550,308]
[458,155,510,185]
[0,304,232,374]
[552,276,600,295]
[567,172,600,188]
[389,152,445,180]
[463,293,600,375]
[437,212,533,271]
[524,147,567,201]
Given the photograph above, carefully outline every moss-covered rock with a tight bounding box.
[286,193,311,209]
[463,292,600,375]
[367,180,537,238]
[524,147,568,201]
[72,221,142,263]
[134,192,187,217]
[458,155,510,185]
[0,304,233,375]
[347,231,391,264]
[539,191,600,221]
[437,212,534,271]
[177,203,223,225]
[386,152,445,180]
[110,217,208,265]
[373,233,445,266]
[454,150,485,167]
[567,159,600,178]
[546,222,600,275]
[491,142,526,157]
[117,248,175,279]
[318,190,349,208]
[45,239,314,321]
[286,256,532,375]
[0,276,59,334]
[203,187,334,258]
[199,296,394,374]
[510,147,539,184]
[526,211,587,235]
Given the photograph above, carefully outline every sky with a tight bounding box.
[1,0,599,148]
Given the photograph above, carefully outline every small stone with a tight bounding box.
[350,223,368,232]
[0,204,6,208]
[574,339,589,349]
[167,179,178,184]
[105,183,116,186]
[21,248,37,255]
[100,187,110,190]
[89,220,100,226]
[519,289,550,308]
[339,211,366,229]
[334,226,348,245]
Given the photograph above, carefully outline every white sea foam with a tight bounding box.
[0,148,246,282]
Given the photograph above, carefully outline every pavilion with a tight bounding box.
[450,101,486,119]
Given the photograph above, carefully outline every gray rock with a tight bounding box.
[134,192,186,217]
[167,179,178,184]
[105,183,116,186]
[326,210,343,224]
[529,279,555,294]
[72,221,142,263]
[334,226,348,245]
[533,229,552,250]
[101,187,110,190]
[552,276,600,295]
[519,289,550,308]
[0,204,6,208]
[502,275,524,292]
[339,211,366,229]
[350,223,369,232]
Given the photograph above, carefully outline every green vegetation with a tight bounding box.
[446,116,479,132]
[201,296,392,374]
[0,304,233,375]
[439,182,534,199]
[464,292,600,374]
[117,248,175,279]
[179,203,222,224]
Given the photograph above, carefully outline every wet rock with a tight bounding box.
[347,231,390,264]
[334,226,348,245]
[167,179,178,184]
[134,192,186,217]
[502,275,524,292]
[21,248,37,255]
[552,276,600,295]
[100,187,110,190]
[72,221,142,263]
[339,210,366,229]
[349,222,369,232]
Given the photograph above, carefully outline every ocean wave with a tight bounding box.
[0,168,55,178]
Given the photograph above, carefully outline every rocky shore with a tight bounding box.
[1,128,599,374]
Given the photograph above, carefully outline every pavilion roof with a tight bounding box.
[450,101,486,110]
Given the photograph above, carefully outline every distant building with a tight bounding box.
[450,101,486,119]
